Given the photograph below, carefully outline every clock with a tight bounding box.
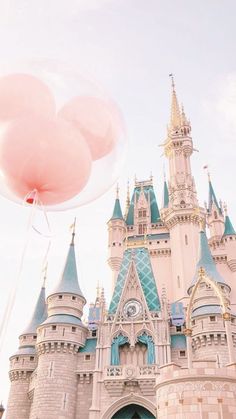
[123,299,142,319]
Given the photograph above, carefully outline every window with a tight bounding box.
[185,234,188,245]
[85,354,91,361]
[138,209,147,218]
[58,295,63,300]
[179,350,186,357]
[210,316,216,322]
[23,336,26,340]
[30,356,34,361]
[177,276,180,288]
[192,319,195,325]
[176,326,182,332]
[72,327,76,333]
[72,296,76,301]
[33,335,37,340]
[214,211,218,220]
[138,224,147,234]
[52,325,57,330]
[16,357,19,361]
[92,330,97,337]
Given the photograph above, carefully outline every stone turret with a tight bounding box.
[30,232,88,419]
[161,77,205,302]
[6,282,47,419]
[188,229,234,366]
[107,187,126,292]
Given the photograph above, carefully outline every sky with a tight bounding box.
[1,0,236,409]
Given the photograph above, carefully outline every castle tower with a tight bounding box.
[161,77,205,302]
[107,187,126,292]
[207,175,225,239]
[222,205,236,305]
[6,282,47,419]
[187,229,233,365]
[30,232,88,419]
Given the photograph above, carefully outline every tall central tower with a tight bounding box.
[161,77,205,301]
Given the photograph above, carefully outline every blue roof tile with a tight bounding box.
[109,247,160,314]
[190,230,225,288]
[79,338,97,353]
[51,242,84,297]
[22,285,47,334]
[223,215,236,236]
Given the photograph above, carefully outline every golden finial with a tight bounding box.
[116,183,119,199]
[203,165,210,181]
[42,262,48,288]
[124,180,130,220]
[223,202,228,216]
[198,266,206,280]
[199,218,205,232]
[169,73,181,129]
[70,217,76,245]
[169,73,175,90]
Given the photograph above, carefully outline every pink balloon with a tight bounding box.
[58,96,120,160]
[0,116,92,206]
[0,73,56,122]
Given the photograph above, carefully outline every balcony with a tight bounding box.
[104,364,159,397]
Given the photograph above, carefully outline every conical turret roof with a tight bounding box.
[189,229,225,290]
[52,236,84,297]
[111,198,123,220]
[163,179,169,208]
[223,214,236,236]
[22,284,47,334]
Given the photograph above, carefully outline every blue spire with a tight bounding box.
[149,187,160,222]
[52,234,84,297]
[224,214,236,236]
[111,198,123,220]
[126,183,160,225]
[163,179,169,208]
[190,229,225,288]
[22,284,47,334]
[208,179,221,213]
[111,186,123,220]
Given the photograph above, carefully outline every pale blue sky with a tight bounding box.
[1,0,236,408]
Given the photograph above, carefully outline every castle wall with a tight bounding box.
[29,348,78,419]
[156,362,236,419]
[6,374,31,419]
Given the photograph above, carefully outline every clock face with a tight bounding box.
[123,299,142,319]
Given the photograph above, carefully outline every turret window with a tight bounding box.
[58,295,63,300]
[210,316,216,322]
[33,335,37,339]
[30,356,34,361]
[179,350,186,357]
[72,296,76,301]
[176,326,182,332]
[52,325,57,330]
[72,327,76,332]
[185,234,188,245]
[92,330,97,337]
[85,354,91,360]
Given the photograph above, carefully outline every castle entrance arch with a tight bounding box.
[111,404,155,419]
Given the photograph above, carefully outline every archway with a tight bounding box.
[111,404,155,419]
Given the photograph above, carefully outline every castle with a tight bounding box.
[5,79,236,419]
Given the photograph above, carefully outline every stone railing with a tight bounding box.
[105,364,158,379]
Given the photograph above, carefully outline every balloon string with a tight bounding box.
[0,194,38,353]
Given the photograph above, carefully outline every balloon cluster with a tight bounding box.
[0,73,124,210]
